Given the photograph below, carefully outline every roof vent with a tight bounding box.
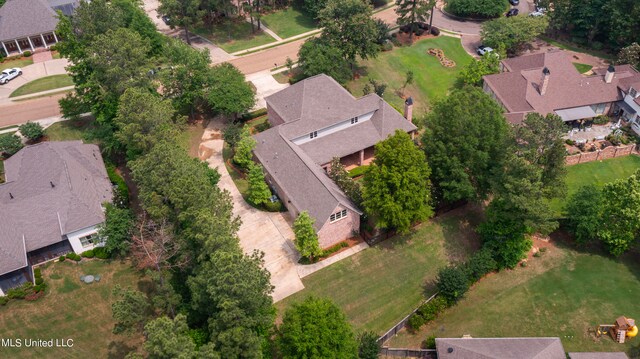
[448,347,454,353]
[9,192,14,199]
[50,181,55,188]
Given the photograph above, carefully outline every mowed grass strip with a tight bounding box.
[45,117,99,143]
[347,36,473,114]
[10,74,73,98]
[0,260,145,358]
[261,4,317,39]
[388,240,640,355]
[0,57,34,71]
[194,20,276,53]
[277,207,481,334]
[549,155,640,216]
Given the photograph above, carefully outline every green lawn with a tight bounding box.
[549,155,640,216]
[0,159,4,183]
[388,240,640,356]
[45,117,99,143]
[347,36,473,115]
[0,260,145,358]
[277,207,481,334]
[194,20,277,53]
[10,74,73,98]
[0,57,33,71]
[573,62,593,74]
[261,4,317,39]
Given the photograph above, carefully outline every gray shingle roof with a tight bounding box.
[483,50,640,119]
[256,74,416,229]
[568,353,629,359]
[436,338,566,359]
[0,0,59,42]
[0,141,112,275]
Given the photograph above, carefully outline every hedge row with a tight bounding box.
[106,164,129,207]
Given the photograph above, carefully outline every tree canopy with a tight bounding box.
[446,0,506,18]
[293,211,322,259]
[362,130,432,232]
[297,37,353,84]
[457,53,500,86]
[481,16,549,55]
[618,43,640,70]
[395,0,435,43]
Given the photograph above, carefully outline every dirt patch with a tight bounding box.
[526,38,610,68]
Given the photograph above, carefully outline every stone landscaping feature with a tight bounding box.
[427,47,456,67]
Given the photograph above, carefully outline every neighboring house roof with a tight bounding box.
[568,353,629,359]
[483,50,640,124]
[0,0,59,42]
[0,141,112,275]
[436,337,566,359]
[256,74,416,229]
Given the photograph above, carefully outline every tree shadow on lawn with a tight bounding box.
[438,203,483,263]
[108,340,137,359]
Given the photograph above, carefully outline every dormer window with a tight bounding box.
[309,131,318,139]
[350,117,359,124]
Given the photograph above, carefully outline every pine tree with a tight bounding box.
[247,163,271,206]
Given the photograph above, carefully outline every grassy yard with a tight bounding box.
[0,57,33,71]
[573,62,593,74]
[194,20,276,53]
[261,4,317,39]
[347,36,473,115]
[277,207,481,334]
[538,35,615,61]
[388,239,640,356]
[45,117,99,143]
[10,74,73,98]
[0,260,145,358]
[549,155,640,216]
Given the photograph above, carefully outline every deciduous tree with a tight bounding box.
[597,171,640,256]
[278,297,358,358]
[293,211,322,259]
[481,16,549,55]
[18,122,44,142]
[98,204,134,257]
[436,265,469,303]
[565,185,603,245]
[158,0,203,45]
[457,53,500,86]
[618,42,640,70]
[358,331,380,359]
[362,130,432,232]
[206,63,255,118]
[297,37,353,84]
[327,157,362,206]
[0,134,23,157]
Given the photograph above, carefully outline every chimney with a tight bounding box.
[404,97,414,123]
[539,67,550,96]
[605,65,615,83]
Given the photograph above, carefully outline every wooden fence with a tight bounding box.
[377,292,439,345]
[379,348,437,358]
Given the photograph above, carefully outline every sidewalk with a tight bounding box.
[230,28,321,56]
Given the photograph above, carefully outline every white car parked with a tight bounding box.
[0,68,22,85]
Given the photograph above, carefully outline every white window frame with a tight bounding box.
[79,234,95,248]
[309,131,318,139]
[330,209,348,223]
[350,117,359,124]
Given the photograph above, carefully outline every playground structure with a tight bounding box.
[427,48,456,68]
[597,316,638,343]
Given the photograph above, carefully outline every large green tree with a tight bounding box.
[98,204,134,257]
[278,297,358,358]
[297,37,353,84]
[327,157,362,206]
[233,126,256,170]
[395,0,435,44]
[318,0,380,66]
[362,130,432,232]
[618,42,640,70]
[479,198,532,269]
[565,185,603,245]
[597,171,640,256]
[423,86,508,203]
[206,63,255,118]
[111,285,151,333]
[293,211,322,259]
[143,314,197,359]
[481,16,549,55]
[457,52,500,86]
[446,0,506,18]
[247,163,272,206]
[158,0,203,45]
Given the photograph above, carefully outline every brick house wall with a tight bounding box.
[317,205,360,249]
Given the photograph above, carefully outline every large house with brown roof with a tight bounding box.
[482,50,640,130]
[0,141,112,296]
[254,74,417,249]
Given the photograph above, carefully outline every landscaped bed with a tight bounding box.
[0,260,144,358]
[194,20,276,53]
[9,74,73,98]
[261,4,317,39]
[276,206,482,334]
[386,237,640,356]
[346,36,472,115]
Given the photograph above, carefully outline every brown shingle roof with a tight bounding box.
[483,50,640,119]
[568,353,629,359]
[436,337,566,359]
[0,141,112,275]
[0,0,59,42]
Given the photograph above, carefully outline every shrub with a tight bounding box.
[253,121,271,133]
[35,277,44,285]
[239,108,267,122]
[415,29,425,36]
[264,200,284,212]
[417,296,449,322]
[447,0,507,18]
[6,282,32,299]
[82,250,95,258]
[34,268,42,279]
[357,331,380,359]
[66,253,81,261]
[533,251,541,257]
[0,134,24,157]
[407,313,426,331]
[19,122,44,142]
[0,296,8,305]
[382,41,393,52]
[422,336,436,349]
[431,26,440,36]
[23,51,32,57]
[464,247,498,282]
[565,139,575,146]
[593,115,610,125]
[93,246,110,259]
[106,164,129,207]
[539,247,547,253]
[436,265,469,304]
[59,255,66,262]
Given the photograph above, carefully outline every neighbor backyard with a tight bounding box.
[194,20,276,53]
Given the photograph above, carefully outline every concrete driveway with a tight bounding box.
[199,119,304,302]
[246,70,289,110]
[0,58,69,102]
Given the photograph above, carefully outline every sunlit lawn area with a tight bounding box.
[388,239,640,356]
[572,62,593,74]
[549,155,640,216]
[0,260,145,358]
[194,20,276,53]
[346,36,473,114]
[45,117,99,143]
[277,207,481,334]
[261,4,317,39]
[10,74,73,98]
[0,57,33,71]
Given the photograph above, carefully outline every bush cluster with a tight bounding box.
[59,255,66,262]
[106,164,129,207]
[408,296,450,331]
[239,108,267,122]
[446,0,507,18]
[81,249,95,258]
[253,121,271,133]
[66,252,82,261]
[93,246,110,259]
[23,51,32,57]
[264,200,284,212]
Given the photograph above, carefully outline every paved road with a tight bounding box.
[0,94,63,127]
